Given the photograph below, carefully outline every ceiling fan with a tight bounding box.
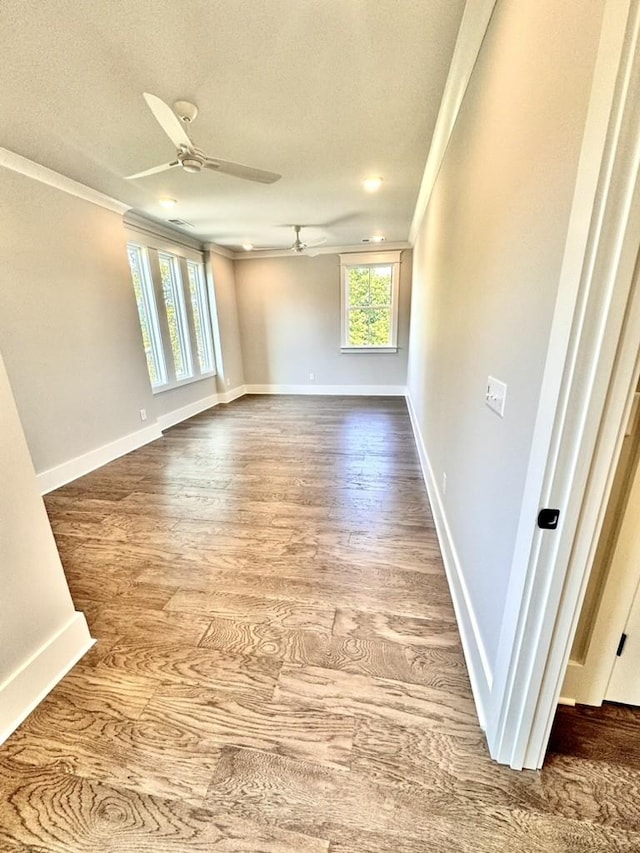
[245,225,327,254]
[125,93,281,184]
[290,225,326,253]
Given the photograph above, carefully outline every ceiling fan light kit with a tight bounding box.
[125,93,281,184]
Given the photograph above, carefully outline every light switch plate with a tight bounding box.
[486,376,507,417]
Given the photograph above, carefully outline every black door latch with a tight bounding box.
[537,508,560,530]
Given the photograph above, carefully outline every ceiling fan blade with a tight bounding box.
[143,93,192,149]
[125,160,180,180]
[304,238,327,248]
[204,157,281,184]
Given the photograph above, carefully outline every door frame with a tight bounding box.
[562,371,640,706]
[486,0,640,769]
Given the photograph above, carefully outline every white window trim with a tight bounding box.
[339,251,401,353]
[126,228,217,394]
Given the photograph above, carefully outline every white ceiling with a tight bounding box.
[0,0,464,251]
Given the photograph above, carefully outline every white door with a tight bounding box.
[606,572,640,704]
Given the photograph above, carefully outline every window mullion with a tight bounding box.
[179,257,202,377]
[147,248,178,384]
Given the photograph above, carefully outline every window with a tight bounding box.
[127,245,167,388]
[186,260,216,374]
[340,251,401,352]
[126,236,217,392]
[158,252,192,381]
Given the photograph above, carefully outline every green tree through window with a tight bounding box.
[347,265,393,346]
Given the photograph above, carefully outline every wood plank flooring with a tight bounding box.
[1,395,639,851]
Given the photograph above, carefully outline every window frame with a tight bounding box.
[186,259,217,375]
[339,251,402,353]
[126,243,168,389]
[126,230,217,394]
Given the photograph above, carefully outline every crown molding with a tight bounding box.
[204,242,236,259]
[125,211,204,253]
[409,0,497,244]
[0,148,131,216]
[231,241,411,260]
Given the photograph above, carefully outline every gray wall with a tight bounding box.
[235,251,411,388]
[209,249,245,391]
[406,0,605,667]
[0,172,243,474]
[0,171,155,472]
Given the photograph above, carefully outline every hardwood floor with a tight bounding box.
[1,395,639,851]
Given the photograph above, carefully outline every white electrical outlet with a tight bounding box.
[309,372,315,381]
[139,408,147,422]
[442,472,447,495]
[485,376,507,417]
[226,377,231,387]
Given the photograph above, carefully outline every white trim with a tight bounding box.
[557,697,576,707]
[563,352,640,705]
[339,252,401,351]
[405,391,491,729]
[37,423,162,494]
[125,224,205,264]
[157,393,221,432]
[0,147,130,215]
[221,384,247,404]
[338,250,402,266]
[37,388,249,494]
[152,371,218,396]
[125,212,204,254]
[232,242,411,260]
[205,242,236,260]
[0,612,94,746]
[157,384,247,432]
[244,384,406,397]
[486,0,638,770]
[409,0,498,244]
[340,347,398,354]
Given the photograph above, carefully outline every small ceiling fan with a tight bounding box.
[126,93,281,184]
[290,225,326,253]
[245,226,326,254]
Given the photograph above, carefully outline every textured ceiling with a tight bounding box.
[0,0,464,250]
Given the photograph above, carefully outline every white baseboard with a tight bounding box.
[157,393,221,432]
[37,423,162,495]
[37,387,251,494]
[244,384,406,396]
[557,696,576,707]
[36,384,402,495]
[221,384,247,404]
[405,390,492,729]
[0,612,94,746]
[157,385,247,431]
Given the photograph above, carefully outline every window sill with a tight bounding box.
[340,346,398,354]
[152,369,217,395]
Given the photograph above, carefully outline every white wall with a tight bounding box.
[407,0,605,675]
[0,348,91,743]
[235,251,411,390]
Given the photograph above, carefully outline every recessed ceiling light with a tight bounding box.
[370,235,386,243]
[363,176,383,192]
[242,242,254,251]
[158,197,177,208]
